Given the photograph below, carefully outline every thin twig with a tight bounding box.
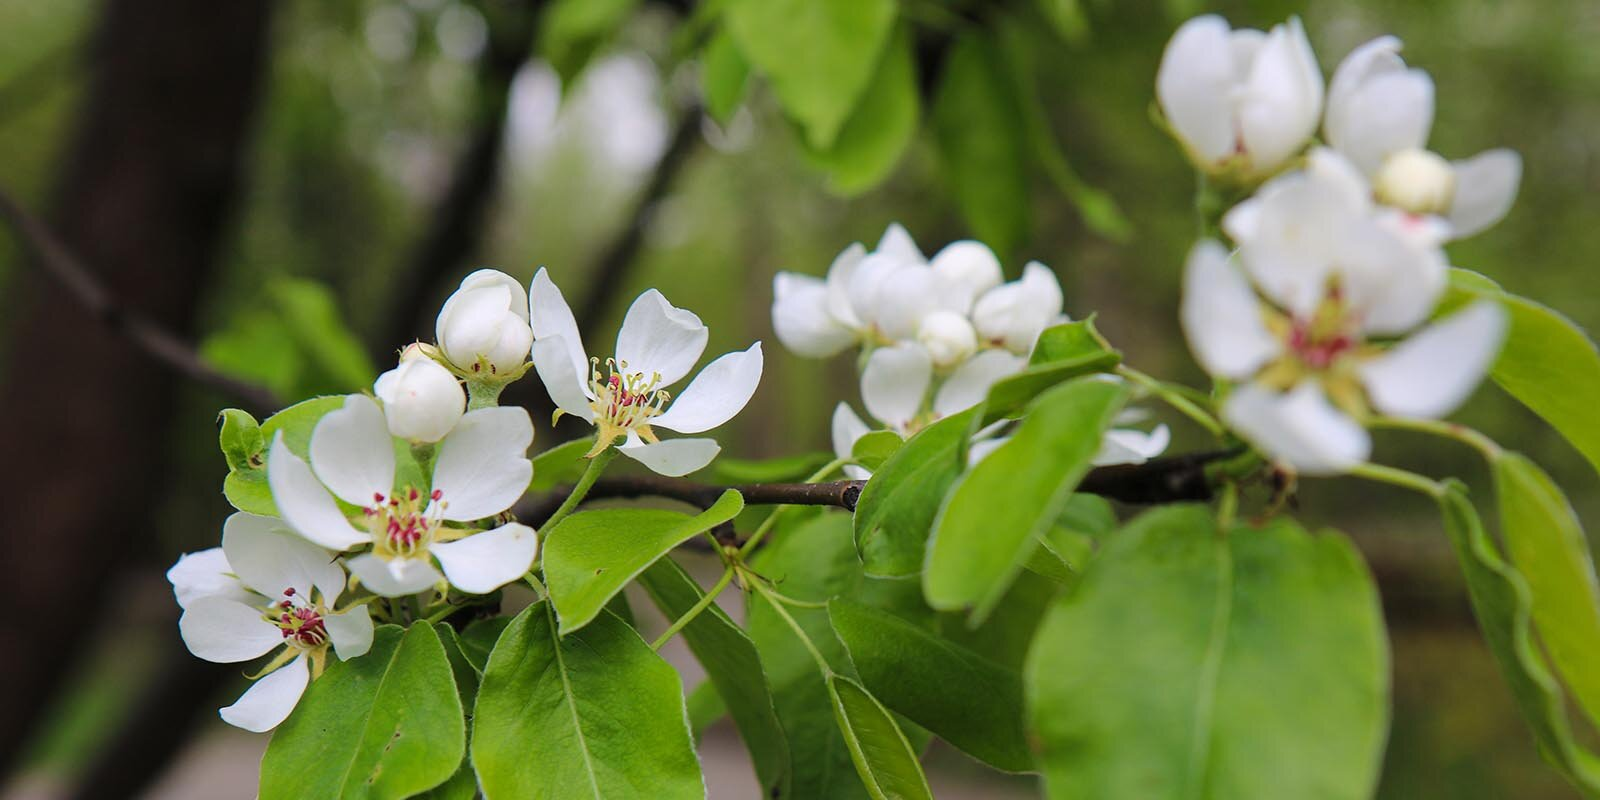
[0,188,279,412]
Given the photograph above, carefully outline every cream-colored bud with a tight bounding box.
[916,310,978,368]
[374,358,466,443]
[1375,148,1456,215]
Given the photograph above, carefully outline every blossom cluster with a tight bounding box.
[170,269,763,730]
[771,223,1169,475]
[1160,16,1516,473]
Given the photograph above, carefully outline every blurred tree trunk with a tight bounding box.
[0,0,274,772]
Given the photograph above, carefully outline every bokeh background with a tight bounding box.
[2,0,1598,797]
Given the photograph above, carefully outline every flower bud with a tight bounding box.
[916,310,978,368]
[1374,148,1455,215]
[374,358,465,443]
[435,269,533,376]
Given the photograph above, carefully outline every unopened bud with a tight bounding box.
[435,269,533,375]
[374,358,466,443]
[1374,148,1455,215]
[917,310,978,368]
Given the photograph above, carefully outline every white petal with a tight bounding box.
[618,434,721,477]
[432,522,539,594]
[436,285,525,371]
[1237,17,1323,173]
[823,242,868,329]
[933,349,1027,417]
[871,264,944,342]
[845,252,903,331]
[324,605,374,661]
[970,262,1065,353]
[347,553,443,597]
[219,655,309,733]
[652,343,763,434]
[1360,301,1507,419]
[1157,15,1240,163]
[529,267,589,382]
[266,434,371,551]
[167,548,253,610]
[861,343,933,430]
[917,310,979,368]
[374,359,465,444]
[831,402,871,463]
[179,597,283,663]
[532,336,596,422]
[875,222,925,265]
[432,406,534,521]
[772,273,856,358]
[615,289,708,387]
[1232,172,1353,315]
[1326,36,1405,151]
[1449,149,1521,238]
[1223,382,1370,476]
[1180,240,1281,379]
[309,395,396,508]
[1342,217,1447,335]
[1093,424,1172,466]
[221,513,346,605]
[928,240,1003,312]
[444,268,530,324]
[1330,69,1434,177]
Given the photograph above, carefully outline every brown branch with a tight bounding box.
[0,188,279,413]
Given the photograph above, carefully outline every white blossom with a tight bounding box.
[529,269,763,477]
[266,395,538,597]
[971,262,1067,354]
[1325,36,1521,238]
[1157,15,1323,179]
[435,269,534,377]
[373,357,465,443]
[172,514,373,732]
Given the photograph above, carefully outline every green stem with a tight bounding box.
[1216,481,1239,528]
[736,457,850,559]
[422,603,459,625]
[1116,365,1225,438]
[538,447,618,534]
[465,379,506,410]
[752,581,831,674]
[1369,416,1504,462]
[762,589,829,610]
[651,567,736,650]
[1348,462,1446,498]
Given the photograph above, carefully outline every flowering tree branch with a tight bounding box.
[0,188,280,412]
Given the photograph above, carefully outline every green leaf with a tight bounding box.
[269,279,377,391]
[223,395,347,516]
[979,318,1122,427]
[435,625,480,708]
[853,409,979,578]
[1449,268,1600,478]
[826,674,934,800]
[539,0,639,83]
[723,0,896,149]
[218,409,264,472]
[831,598,1031,772]
[925,378,1128,622]
[637,557,790,797]
[701,28,750,125]
[543,490,744,634]
[457,616,511,675]
[1495,453,1600,728]
[1035,0,1089,44]
[1026,507,1389,799]
[472,603,702,799]
[803,26,919,195]
[1437,484,1600,793]
[940,569,1058,672]
[1027,494,1115,582]
[529,436,594,492]
[261,623,465,800]
[932,32,1031,255]
[850,430,903,472]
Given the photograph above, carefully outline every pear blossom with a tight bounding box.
[373,356,465,443]
[771,223,1004,357]
[971,262,1067,354]
[529,269,763,477]
[266,394,538,596]
[1157,15,1323,180]
[1181,239,1506,474]
[435,269,534,377]
[171,513,374,732]
[1324,36,1521,238]
[860,344,1026,436]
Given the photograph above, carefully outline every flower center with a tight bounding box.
[588,357,669,437]
[270,588,329,649]
[365,486,443,559]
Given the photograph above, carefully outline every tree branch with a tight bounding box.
[0,188,279,413]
